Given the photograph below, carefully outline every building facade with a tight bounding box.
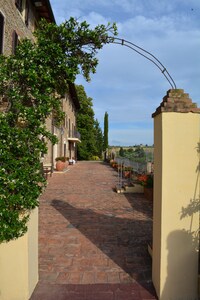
[44,83,81,168]
[0,0,55,55]
[0,0,80,170]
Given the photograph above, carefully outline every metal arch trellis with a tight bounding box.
[111,37,177,90]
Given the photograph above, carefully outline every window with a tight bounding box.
[0,12,4,54]
[15,0,29,27]
[15,0,23,13]
[25,0,29,26]
[12,31,19,54]
[64,114,68,128]
[64,143,66,157]
[68,118,71,136]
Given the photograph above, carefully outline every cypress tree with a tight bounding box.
[94,119,103,158]
[103,111,109,154]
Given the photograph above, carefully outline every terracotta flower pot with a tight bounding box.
[56,161,66,171]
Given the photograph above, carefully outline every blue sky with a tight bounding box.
[50,0,200,146]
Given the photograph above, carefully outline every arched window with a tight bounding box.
[0,12,4,54]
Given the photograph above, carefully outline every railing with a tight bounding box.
[115,157,151,174]
[68,130,81,140]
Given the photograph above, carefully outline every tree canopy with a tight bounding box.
[0,18,117,242]
[117,146,148,162]
[76,85,103,160]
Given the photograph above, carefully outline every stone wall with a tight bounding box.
[0,0,37,55]
[43,93,79,166]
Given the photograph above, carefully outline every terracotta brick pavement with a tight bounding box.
[30,161,157,299]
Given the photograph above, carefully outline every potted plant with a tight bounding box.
[123,166,132,178]
[110,160,117,168]
[55,156,68,171]
[137,173,154,201]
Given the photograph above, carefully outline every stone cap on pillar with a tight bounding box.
[152,89,200,118]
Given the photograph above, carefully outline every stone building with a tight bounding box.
[0,0,80,170]
[0,0,55,55]
[44,83,81,168]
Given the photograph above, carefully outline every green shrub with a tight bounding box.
[91,156,100,160]
[55,157,68,162]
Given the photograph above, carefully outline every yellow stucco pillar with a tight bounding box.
[0,208,38,300]
[152,89,200,300]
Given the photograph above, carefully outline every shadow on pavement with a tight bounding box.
[51,198,156,296]
[30,282,156,300]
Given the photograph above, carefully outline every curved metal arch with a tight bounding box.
[112,37,177,89]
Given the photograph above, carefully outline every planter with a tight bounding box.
[56,160,68,171]
[144,187,153,201]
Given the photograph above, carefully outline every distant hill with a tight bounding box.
[109,145,154,161]
[109,145,154,152]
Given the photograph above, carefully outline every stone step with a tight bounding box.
[115,183,144,194]
[123,184,144,193]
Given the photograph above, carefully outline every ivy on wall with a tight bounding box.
[0,18,117,242]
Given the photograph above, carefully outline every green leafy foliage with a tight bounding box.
[119,147,125,157]
[76,85,103,160]
[94,119,104,158]
[35,18,117,83]
[117,146,148,162]
[0,18,117,242]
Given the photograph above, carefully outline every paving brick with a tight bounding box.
[56,272,70,284]
[82,271,95,284]
[39,271,59,282]
[115,289,141,300]
[86,292,114,300]
[68,272,83,284]
[30,161,157,299]
[107,272,120,283]
[119,272,133,283]
[95,272,108,283]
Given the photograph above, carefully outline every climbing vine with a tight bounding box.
[0,18,117,242]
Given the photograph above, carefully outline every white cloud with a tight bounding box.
[50,0,200,145]
[79,12,110,27]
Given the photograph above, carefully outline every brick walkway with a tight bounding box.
[30,161,157,300]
